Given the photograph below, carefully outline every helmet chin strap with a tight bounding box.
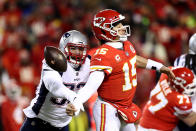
[119,36,128,41]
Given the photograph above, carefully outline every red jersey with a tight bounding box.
[90,41,137,107]
[139,73,192,131]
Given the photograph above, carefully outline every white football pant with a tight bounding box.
[93,97,136,131]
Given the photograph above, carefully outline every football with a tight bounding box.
[44,46,67,72]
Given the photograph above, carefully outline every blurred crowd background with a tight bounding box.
[0,0,196,131]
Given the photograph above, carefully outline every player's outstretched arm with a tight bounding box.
[66,71,105,116]
[136,55,175,79]
[43,70,77,102]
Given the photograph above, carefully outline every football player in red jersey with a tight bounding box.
[66,9,175,131]
[138,67,196,131]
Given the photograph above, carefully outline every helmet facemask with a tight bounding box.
[64,43,88,68]
[111,22,131,41]
[182,79,196,97]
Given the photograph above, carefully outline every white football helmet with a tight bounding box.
[59,30,88,68]
[189,33,196,54]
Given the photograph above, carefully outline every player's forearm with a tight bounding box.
[50,81,76,102]
[43,71,76,102]
[136,55,148,68]
[136,55,163,71]
[78,71,104,103]
[73,71,105,109]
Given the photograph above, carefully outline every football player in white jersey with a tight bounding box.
[174,33,196,131]
[20,30,90,131]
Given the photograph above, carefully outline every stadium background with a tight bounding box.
[0,0,196,131]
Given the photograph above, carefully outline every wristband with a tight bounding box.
[146,59,163,71]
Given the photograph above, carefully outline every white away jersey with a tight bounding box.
[174,54,187,67]
[23,56,90,127]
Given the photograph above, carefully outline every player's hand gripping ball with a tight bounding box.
[44,46,67,72]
